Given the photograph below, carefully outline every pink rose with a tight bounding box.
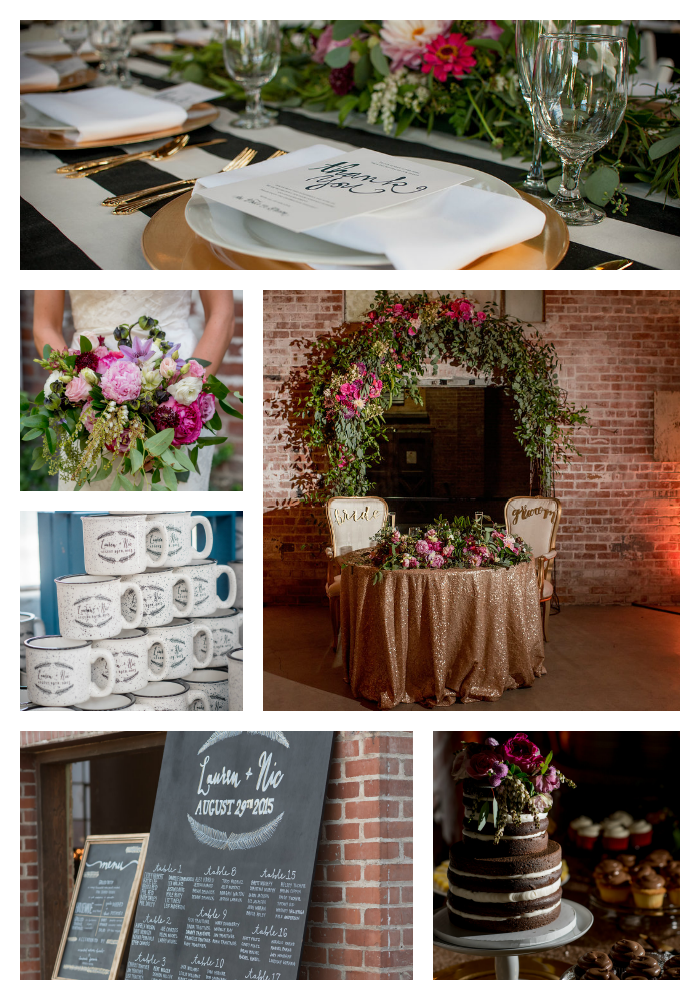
[93,345,109,359]
[187,360,206,379]
[96,351,125,376]
[197,392,216,423]
[466,751,509,787]
[100,359,142,403]
[160,357,177,379]
[65,372,92,403]
[163,398,203,447]
[477,311,486,322]
[502,734,542,773]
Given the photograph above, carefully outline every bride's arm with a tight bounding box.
[33,291,68,355]
[192,291,235,376]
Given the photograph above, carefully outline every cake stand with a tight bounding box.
[434,900,594,980]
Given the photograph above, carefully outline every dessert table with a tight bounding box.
[339,551,545,709]
[20,56,680,270]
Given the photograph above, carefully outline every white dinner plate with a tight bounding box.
[184,156,520,268]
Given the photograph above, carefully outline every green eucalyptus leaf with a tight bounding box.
[46,428,57,454]
[582,164,620,206]
[145,428,175,456]
[42,344,51,360]
[219,399,242,418]
[648,129,681,160]
[370,44,390,77]
[325,46,351,69]
[161,465,178,491]
[130,447,143,473]
[332,20,362,41]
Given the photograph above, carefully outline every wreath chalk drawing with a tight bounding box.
[187,731,289,851]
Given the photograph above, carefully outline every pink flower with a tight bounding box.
[65,372,92,403]
[476,20,503,42]
[197,392,216,423]
[93,345,109,359]
[443,544,455,558]
[187,360,206,379]
[428,540,442,552]
[466,551,483,568]
[422,33,477,82]
[393,303,405,314]
[502,734,542,773]
[312,24,352,63]
[162,398,203,447]
[396,363,402,370]
[477,311,486,322]
[80,401,95,432]
[401,553,411,568]
[414,539,429,556]
[379,20,453,71]
[533,767,560,794]
[391,529,401,544]
[100,359,142,403]
[160,357,177,379]
[427,551,444,568]
[408,557,418,568]
[465,751,509,787]
[96,351,125,376]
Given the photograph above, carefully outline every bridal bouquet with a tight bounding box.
[20,316,242,490]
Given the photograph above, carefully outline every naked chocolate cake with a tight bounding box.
[447,733,575,933]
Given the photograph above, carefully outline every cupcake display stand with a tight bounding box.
[589,893,679,929]
[433,901,593,980]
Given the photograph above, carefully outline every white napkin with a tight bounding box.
[20,86,188,143]
[194,143,545,270]
[175,28,215,46]
[21,53,60,88]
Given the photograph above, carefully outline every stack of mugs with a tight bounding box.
[23,512,243,712]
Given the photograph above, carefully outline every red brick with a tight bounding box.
[329,948,365,968]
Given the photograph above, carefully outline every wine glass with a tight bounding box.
[58,20,88,55]
[223,20,281,129]
[89,20,135,88]
[515,21,574,196]
[532,32,628,225]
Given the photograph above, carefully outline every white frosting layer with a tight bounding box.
[449,863,562,881]
[462,828,547,841]
[447,899,560,922]
[464,809,549,823]
[449,878,561,904]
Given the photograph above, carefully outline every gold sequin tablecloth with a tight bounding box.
[340,555,545,708]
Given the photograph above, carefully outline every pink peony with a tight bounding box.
[414,539,429,556]
[100,359,142,402]
[533,767,560,794]
[427,551,444,568]
[379,20,453,71]
[96,351,125,376]
[422,33,477,82]
[197,392,216,423]
[162,398,203,447]
[502,734,542,773]
[187,359,206,379]
[65,372,92,403]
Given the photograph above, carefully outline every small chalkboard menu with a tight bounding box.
[125,731,334,980]
[52,834,149,980]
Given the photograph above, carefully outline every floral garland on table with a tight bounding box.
[452,733,576,844]
[20,316,242,491]
[365,516,532,583]
[166,20,680,207]
[298,291,588,500]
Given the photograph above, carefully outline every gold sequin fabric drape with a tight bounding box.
[340,553,545,709]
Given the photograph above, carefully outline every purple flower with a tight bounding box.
[466,751,509,787]
[502,734,543,773]
[119,337,156,364]
[485,737,499,748]
[533,767,560,794]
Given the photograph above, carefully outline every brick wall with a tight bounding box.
[301,732,413,980]
[263,290,679,605]
[20,756,40,978]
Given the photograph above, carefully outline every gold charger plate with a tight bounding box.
[20,103,219,151]
[21,66,99,94]
[141,189,568,270]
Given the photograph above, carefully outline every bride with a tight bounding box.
[33,290,235,491]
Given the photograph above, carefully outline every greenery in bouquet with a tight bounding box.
[452,733,576,844]
[20,316,242,491]
[165,19,680,206]
[364,515,532,584]
[298,291,587,501]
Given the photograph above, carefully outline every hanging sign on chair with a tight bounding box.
[125,731,334,981]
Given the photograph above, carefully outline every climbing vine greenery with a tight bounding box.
[298,292,588,499]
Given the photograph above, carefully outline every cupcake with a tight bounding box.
[660,967,680,979]
[609,939,645,975]
[665,954,680,970]
[666,861,680,905]
[631,871,667,909]
[630,862,654,879]
[606,810,634,828]
[616,853,637,869]
[569,815,592,841]
[581,969,619,979]
[575,951,614,978]
[594,859,624,877]
[602,822,630,851]
[629,819,653,848]
[626,956,662,979]
[595,867,631,904]
[577,822,601,849]
[644,848,673,871]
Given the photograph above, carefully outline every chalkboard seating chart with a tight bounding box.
[52,834,149,980]
[125,731,334,980]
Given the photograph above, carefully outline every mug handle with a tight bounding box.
[215,565,237,608]
[191,516,213,559]
[192,625,214,667]
[186,688,211,711]
[89,648,116,699]
[145,519,169,567]
[120,580,144,629]
[172,572,195,618]
[145,638,168,681]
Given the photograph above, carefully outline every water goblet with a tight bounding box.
[58,20,88,55]
[515,20,574,196]
[89,20,135,88]
[532,32,628,225]
[223,20,281,128]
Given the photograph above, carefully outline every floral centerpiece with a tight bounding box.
[365,516,532,583]
[20,316,242,491]
[452,733,575,844]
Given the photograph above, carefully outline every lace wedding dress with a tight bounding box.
[58,290,213,492]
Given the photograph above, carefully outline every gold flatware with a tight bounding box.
[112,146,261,214]
[587,258,634,270]
[56,134,188,174]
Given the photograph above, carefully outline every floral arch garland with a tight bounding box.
[299,291,588,500]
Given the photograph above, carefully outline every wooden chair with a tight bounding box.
[504,495,562,642]
[324,496,389,650]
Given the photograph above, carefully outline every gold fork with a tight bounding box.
[111,148,287,215]
[57,135,189,177]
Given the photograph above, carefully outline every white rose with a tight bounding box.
[167,376,203,406]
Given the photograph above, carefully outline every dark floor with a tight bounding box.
[263,603,679,711]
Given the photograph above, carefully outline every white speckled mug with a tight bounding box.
[92,628,167,693]
[24,635,116,707]
[189,608,243,666]
[110,511,214,567]
[144,618,213,680]
[73,693,135,711]
[173,559,236,617]
[132,679,211,711]
[226,647,243,711]
[55,574,144,640]
[182,668,229,711]
[81,514,169,576]
[121,567,194,628]
[20,612,36,669]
